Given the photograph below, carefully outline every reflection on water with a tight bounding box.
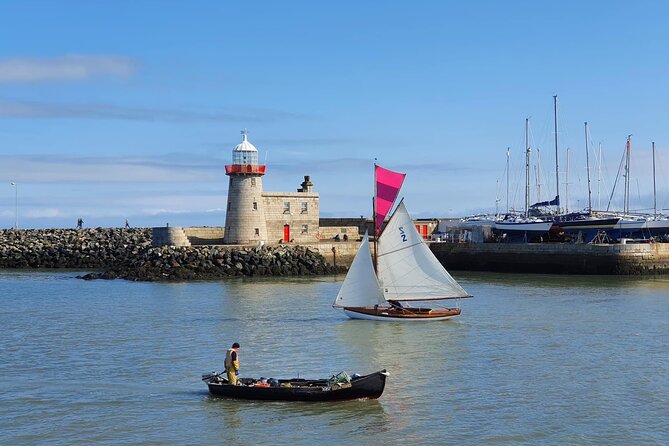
[0,271,667,445]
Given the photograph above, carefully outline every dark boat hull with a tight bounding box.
[552,217,620,229]
[204,370,388,401]
[551,216,620,242]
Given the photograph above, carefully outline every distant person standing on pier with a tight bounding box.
[76,218,83,229]
[125,219,130,228]
[225,342,241,385]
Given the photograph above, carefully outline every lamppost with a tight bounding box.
[10,182,18,229]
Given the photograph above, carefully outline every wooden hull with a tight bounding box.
[204,370,388,401]
[342,306,461,321]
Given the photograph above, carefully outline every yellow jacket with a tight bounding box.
[224,348,239,373]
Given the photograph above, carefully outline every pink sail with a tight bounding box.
[375,165,406,235]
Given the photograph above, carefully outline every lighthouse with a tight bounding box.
[223,130,268,244]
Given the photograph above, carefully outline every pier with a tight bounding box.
[430,241,669,275]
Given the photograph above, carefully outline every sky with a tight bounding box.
[2,0,669,229]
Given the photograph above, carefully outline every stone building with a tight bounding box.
[223,131,320,244]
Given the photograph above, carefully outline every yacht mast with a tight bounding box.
[652,141,657,218]
[585,122,593,214]
[565,148,570,214]
[506,147,510,214]
[536,149,542,203]
[624,135,631,214]
[495,179,500,217]
[553,95,560,214]
[525,118,531,217]
[597,142,602,211]
[373,162,378,270]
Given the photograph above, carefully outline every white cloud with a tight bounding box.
[24,208,62,218]
[143,208,192,216]
[0,55,136,83]
[0,99,304,122]
[0,154,222,183]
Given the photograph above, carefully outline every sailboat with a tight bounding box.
[603,139,669,240]
[494,118,553,242]
[535,97,619,242]
[332,165,472,321]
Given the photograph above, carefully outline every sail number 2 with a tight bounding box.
[398,226,407,242]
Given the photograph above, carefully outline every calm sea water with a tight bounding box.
[0,270,667,445]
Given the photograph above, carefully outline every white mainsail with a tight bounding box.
[332,232,387,308]
[377,201,470,301]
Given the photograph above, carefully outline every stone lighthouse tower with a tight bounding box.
[224,130,268,244]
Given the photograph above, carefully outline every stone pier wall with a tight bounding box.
[0,228,343,281]
[151,227,191,247]
[430,241,669,275]
[3,228,668,278]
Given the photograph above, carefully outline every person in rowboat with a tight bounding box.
[224,342,240,385]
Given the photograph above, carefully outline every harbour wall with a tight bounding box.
[0,228,342,281]
[0,228,152,269]
[151,227,361,269]
[309,241,669,275]
[3,228,668,278]
[430,242,669,275]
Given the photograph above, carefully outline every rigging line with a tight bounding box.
[606,145,627,212]
[377,241,423,258]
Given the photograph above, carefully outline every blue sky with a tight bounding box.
[1,1,669,228]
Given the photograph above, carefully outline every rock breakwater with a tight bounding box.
[0,229,343,281]
[0,228,152,269]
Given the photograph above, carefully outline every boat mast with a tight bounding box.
[652,141,657,218]
[553,95,560,214]
[495,179,500,217]
[525,118,531,217]
[585,122,593,214]
[506,147,510,214]
[597,142,602,211]
[565,148,570,214]
[373,162,378,270]
[624,135,631,214]
[536,149,542,203]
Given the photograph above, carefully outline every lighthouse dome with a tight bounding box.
[233,131,258,152]
[232,130,259,165]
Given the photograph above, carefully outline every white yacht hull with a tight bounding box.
[494,221,554,232]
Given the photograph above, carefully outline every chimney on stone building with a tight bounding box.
[298,175,313,192]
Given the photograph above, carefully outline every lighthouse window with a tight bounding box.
[233,151,258,165]
[283,202,291,214]
[301,224,308,234]
[251,178,256,187]
[301,202,308,214]
[253,201,258,210]
[255,228,260,236]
